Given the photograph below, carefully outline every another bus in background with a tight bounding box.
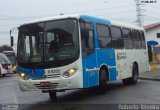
[2,51,17,73]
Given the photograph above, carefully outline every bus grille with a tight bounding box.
[34,83,59,90]
[46,74,61,78]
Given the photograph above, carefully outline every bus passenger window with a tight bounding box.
[132,30,142,49]
[140,31,146,49]
[122,28,133,49]
[111,26,124,49]
[97,24,112,48]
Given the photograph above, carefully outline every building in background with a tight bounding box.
[144,23,160,64]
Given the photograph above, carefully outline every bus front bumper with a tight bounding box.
[18,69,83,91]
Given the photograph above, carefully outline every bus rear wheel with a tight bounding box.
[98,69,108,94]
[49,91,57,101]
[130,64,138,84]
[122,64,138,85]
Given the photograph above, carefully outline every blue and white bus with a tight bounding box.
[14,15,149,100]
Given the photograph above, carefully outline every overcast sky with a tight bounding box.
[0,0,160,47]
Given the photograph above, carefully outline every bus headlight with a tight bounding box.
[19,72,29,80]
[62,68,78,78]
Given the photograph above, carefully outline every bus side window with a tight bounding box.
[122,28,133,49]
[84,30,94,48]
[80,21,95,56]
[111,26,124,49]
[97,24,112,48]
[80,22,94,47]
[132,30,142,49]
[140,31,146,49]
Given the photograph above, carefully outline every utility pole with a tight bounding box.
[135,0,143,27]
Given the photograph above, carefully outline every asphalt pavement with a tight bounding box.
[139,69,160,81]
[1,70,160,110]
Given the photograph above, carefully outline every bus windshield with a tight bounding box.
[18,19,79,69]
[0,54,11,64]
[6,55,16,64]
[2,51,16,64]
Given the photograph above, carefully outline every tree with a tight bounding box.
[0,45,13,53]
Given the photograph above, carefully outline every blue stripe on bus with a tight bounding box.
[81,16,116,88]
[108,67,117,81]
[80,15,111,25]
[82,49,117,88]
[97,48,117,81]
[82,52,99,88]
[18,66,45,79]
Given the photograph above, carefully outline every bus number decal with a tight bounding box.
[48,69,60,74]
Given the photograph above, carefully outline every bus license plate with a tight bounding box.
[40,82,51,87]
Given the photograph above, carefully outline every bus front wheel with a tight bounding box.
[98,69,108,94]
[49,91,57,101]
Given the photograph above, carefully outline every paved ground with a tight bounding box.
[0,70,160,110]
[139,69,160,81]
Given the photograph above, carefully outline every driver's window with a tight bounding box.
[80,21,95,56]
[81,22,94,49]
[46,32,55,43]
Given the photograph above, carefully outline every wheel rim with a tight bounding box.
[100,70,106,83]
[134,72,138,81]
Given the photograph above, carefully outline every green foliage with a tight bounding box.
[0,45,13,53]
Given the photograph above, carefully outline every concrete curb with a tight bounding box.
[138,77,160,81]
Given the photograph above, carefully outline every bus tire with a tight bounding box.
[49,91,57,101]
[98,69,107,94]
[122,64,138,85]
[130,64,138,84]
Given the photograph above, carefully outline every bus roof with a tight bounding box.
[111,21,144,31]
[80,15,144,31]
[20,14,144,31]
[21,14,80,26]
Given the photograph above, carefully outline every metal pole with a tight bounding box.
[152,46,155,64]
[135,0,143,27]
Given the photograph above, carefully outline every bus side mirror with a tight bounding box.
[10,27,18,47]
[11,36,14,47]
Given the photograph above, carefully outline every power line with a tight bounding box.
[144,5,160,10]
[144,15,160,20]
[69,4,135,14]
[0,4,135,20]
[110,16,136,20]
[144,9,160,16]
[96,10,136,17]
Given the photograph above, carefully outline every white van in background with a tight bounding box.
[0,53,13,77]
